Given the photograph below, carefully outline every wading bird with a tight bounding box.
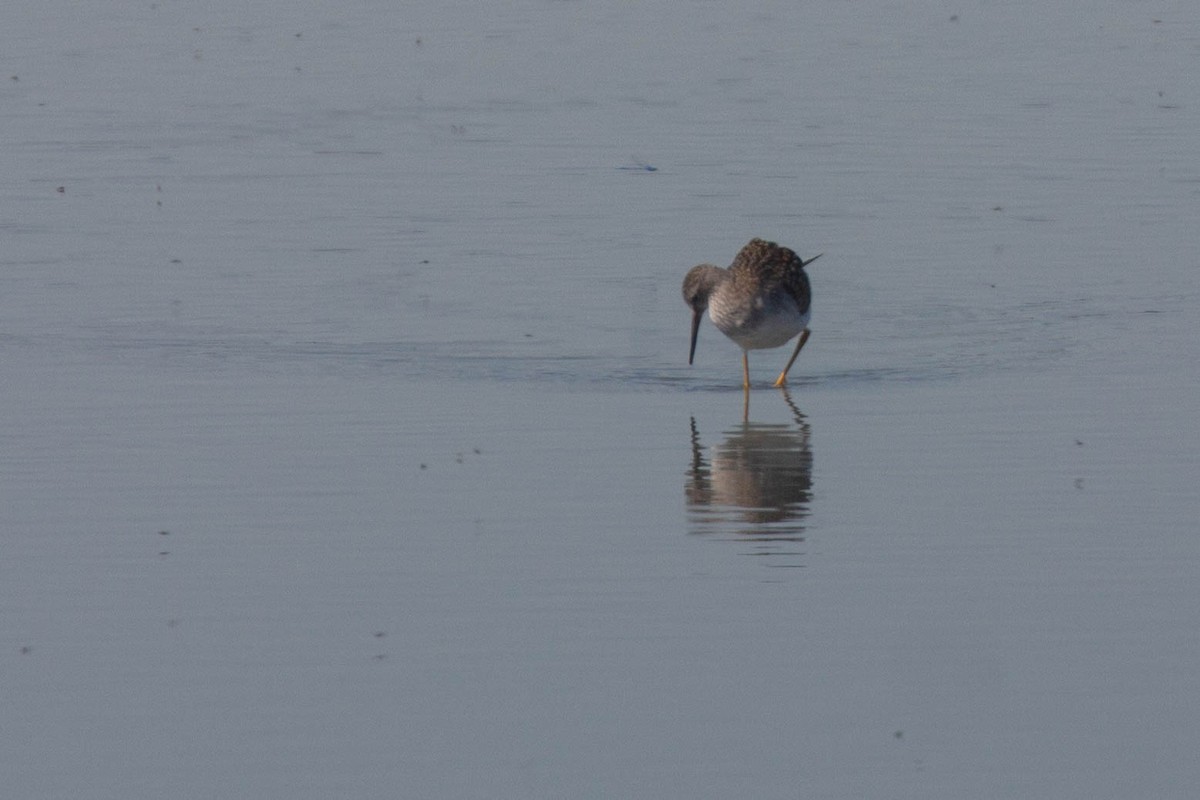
[682,238,820,389]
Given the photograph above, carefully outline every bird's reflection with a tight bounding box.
[685,390,813,563]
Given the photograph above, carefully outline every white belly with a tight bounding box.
[710,293,810,351]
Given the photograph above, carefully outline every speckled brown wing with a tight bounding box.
[728,238,812,316]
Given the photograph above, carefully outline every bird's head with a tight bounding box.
[682,264,724,365]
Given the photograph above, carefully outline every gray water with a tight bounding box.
[4,2,1199,798]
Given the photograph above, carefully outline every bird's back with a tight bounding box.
[728,238,812,316]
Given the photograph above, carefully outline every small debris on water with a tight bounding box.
[617,157,657,172]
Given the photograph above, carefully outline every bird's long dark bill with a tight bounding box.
[802,253,823,267]
[688,309,703,365]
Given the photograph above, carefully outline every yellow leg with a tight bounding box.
[772,328,811,388]
[742,351,751,389]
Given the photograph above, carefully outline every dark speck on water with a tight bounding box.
[617,157,657,172]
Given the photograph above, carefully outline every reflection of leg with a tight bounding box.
[778,386,804,425]
[772,328,811,388]
[742,383,750,422]
[742,351,750,390]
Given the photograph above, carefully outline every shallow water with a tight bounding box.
[4,2,1199,798]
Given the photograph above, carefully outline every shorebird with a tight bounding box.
[683,238,820,389]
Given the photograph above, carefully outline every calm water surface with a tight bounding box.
[4,2,1199,798]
